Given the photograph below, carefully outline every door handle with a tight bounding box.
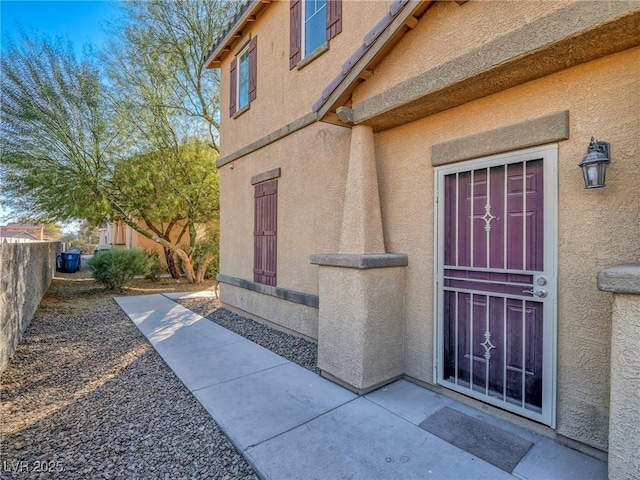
[523,288,547,298]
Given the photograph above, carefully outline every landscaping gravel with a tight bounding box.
[176,299,320,375]
[1,291,257,479]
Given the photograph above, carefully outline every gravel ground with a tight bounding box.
[1,274,257,480]
[176,299,319,375]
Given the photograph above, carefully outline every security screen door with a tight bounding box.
[435,145,557,426]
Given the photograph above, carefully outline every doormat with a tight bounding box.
[418,407,533,473]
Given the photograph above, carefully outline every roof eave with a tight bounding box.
[314,0,434,124]
[204,0,272,69]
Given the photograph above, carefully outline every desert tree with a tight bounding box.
[1,1,233,282]
[104,0,231,152]
[101,0,231,278]
[1,35,116,224]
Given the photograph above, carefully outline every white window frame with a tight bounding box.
[236,43,250,110]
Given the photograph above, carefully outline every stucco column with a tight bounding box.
[339,124,385,254]
[311,123,407,394]
[597,265,640,480]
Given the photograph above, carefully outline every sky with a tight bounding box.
[1,0,117,53]
[1,1,119,225]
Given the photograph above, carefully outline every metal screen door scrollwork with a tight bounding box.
[436,147,557,426]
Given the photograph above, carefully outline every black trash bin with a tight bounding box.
[61,251,81,273]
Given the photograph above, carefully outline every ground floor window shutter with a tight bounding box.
[254,180,277,286]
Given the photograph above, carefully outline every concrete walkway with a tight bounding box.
[115,293,607,480]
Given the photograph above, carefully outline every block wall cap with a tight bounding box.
[597,264,640,294]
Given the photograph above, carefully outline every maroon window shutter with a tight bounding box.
[290,0,302,69]
[229,57,237,117]
[254,180,277,286]
[326,0,342,40]
[248,36,257,103]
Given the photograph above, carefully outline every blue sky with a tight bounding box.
[1,1,119,224]
[1,0,117,53]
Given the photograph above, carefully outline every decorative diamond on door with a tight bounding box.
[481,331,495,361]
[481,204,496,232]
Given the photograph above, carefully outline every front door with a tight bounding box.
[435,145,557,426]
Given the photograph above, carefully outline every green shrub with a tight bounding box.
[144,249,166,282]
[88,248,150,291]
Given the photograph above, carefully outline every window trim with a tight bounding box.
[236,43,251,111]
[290,0,341,70]
[229,36,257,117]
[296,41,329,71]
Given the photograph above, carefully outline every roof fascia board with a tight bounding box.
[315,0,432,123]
[205,0,269,68]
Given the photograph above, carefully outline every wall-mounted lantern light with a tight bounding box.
[579,137,610,189]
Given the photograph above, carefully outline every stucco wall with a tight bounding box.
[218,0,390,157]
[598,266,640,479]
[372,47,639,450]
[220,282,319,340]
[354,0,582,104]
[607,294,640,479]
[219,121,350,296]
[317,264,405,392]
[215,0,638,452]
[0,242,60,372]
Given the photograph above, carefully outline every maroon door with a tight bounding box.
[441,159,545,414]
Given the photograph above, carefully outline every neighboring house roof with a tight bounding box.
[1,223,44,238]
[0,230,41,240]
[6,222,40,228]
[204,0,271,68]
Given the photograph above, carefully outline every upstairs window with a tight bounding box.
[229,36,257,117]
[290,0,341,69]
[237,46,250,109]
[304,0,326,56]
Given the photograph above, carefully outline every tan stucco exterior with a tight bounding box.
[371,46,640,450]
[220,282,320,340]
[607,293,640,479]
[353,0,574,104]
[210,0,640,459]
[598,266,640,479]
[219,121,350,295]
[317,263,406,392]
[218,0,390,158]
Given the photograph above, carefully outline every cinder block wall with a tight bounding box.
[0,242,61,372]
